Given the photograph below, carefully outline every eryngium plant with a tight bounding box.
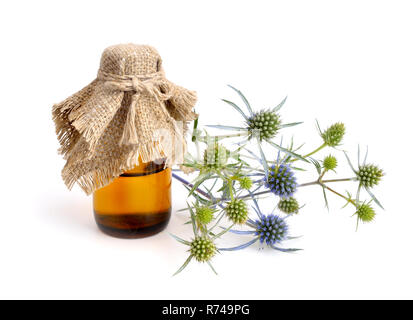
[171,85,384,275]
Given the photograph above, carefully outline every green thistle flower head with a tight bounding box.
[225,199,249,224]
[322,122,345,147]
[203,143,229,169]
[190,236,216,262]
[278,197,300,214]
[247,110,281,140]
[356,164,384,188]
[239,176,253,190]
[195,206,214,225]
[355,203,376,223]
[323,155,338,171]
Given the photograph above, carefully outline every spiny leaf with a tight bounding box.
[273,96,288,112]
[219,238,259,251]
[322,185,329,210]
[309,157,322,175]
[188,173,212,197]
[224,228,256,235]
[266,140,309,163]
[279,122,303,129]
[256,139,269,178]
[271,246,302,253]
[287,236,303,240]
[170,233,191,246]
[366,188,384,210]
[206,125,248,131]
[222,99,248,120]
[207,261,218,275]
[173,255,193,276]
[363,146,369,166]
[315,119,322,135]
[356,184,362,203]
[188,204,197,236]
[343,151,357,173]
[213,223,235,239]
[227,85,254,116]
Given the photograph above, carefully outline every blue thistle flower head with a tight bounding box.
[219,197,301,253]
[265,163,297,198]
[253,214,288,246]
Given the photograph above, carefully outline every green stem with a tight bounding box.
[299,177,355,187]
[298,181,319,187]
[228,181,234,201]
[198,132,248,142]
[304,142,327,158]
[322,178,355,183]
[291,143,327,162]
[237,190,271,200]
[191,117,199,142]
[322,184,356,206]
[218,176,355,202]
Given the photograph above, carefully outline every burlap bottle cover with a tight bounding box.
[52,44,197,194]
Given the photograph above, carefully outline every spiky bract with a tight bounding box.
[323,155,338,171]
[225,199,249,224]
[247,110,280,140]
[266,163,297,198]
[357,164,383,188]
[253,214,288,245]
[322,122,345,147]
[278,197,300,214]
[196,206,214,225]
[203,143,229,169]
[190,236,216,262]
[356,203,376,223]
[239,176,253,190]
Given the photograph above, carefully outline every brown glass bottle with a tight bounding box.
[93,159,171,239]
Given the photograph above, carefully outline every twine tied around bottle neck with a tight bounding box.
[97,69,176,145]
[97,70,171,101]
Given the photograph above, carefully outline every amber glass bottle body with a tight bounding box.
[93,159,171,239]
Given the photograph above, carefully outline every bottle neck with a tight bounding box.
[121,158,167,177]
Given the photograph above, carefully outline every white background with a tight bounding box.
[0,0,412,299]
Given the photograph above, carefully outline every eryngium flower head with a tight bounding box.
[247,110,280,140]
[196,206,214,225]
[323,155,338,171]
[266,163,297,198]
[203,143,228,169]
[253,214,288,245]
[190,236,216,262]
[225,199,249,224]
[355,203,376,223]
[278,197,299,214]
[239,176,253,190]
[322,122,345,147]
[356,164,383,188]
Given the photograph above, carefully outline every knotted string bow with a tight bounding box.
[98,69,174,145]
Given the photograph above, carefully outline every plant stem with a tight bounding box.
[298,181,319,187]
[228,181,234,201]
[172,173,212,201]
[319,169,327,181]
[305,142,327,158]
[291,142,327,162]
[221,189,271,202]
[173,172,357,209]
[299,177,355,187]
[322,178,355,183]
[197,132,248,142]
[322,184,356,206]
